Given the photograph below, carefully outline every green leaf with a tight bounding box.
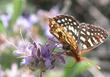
[8,0,24,30]
[63,57,76,77]
[70,61,93,77]
[0,20,6,33]
[64,58,94,77]
[0,50,21,69]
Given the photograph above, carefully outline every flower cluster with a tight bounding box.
[14,38,65,72]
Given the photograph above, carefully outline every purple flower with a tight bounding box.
[14,37,65,72]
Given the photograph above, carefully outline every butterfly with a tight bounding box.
[48,15,109,62]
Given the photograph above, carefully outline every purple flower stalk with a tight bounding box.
[14,37,65,73]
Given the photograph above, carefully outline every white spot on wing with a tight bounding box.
[69,26,74,32]
[65,18,67,20]
[57,20,61,23]
[100,35,105,40]
[76,32,79,36]
[64,23,67,25]
[73,22,77,25]
[91,29,94,31]
[87,31,90,35]
[99,38,103,43]
[83,44,87,49]
[68,26,71,30]
[82,28,86,31]
[67,22,70,24]
[88,39,94,46]
[69,19,72,22]
[80,36,86,42]
[91,33,93,36]
[98,33,100,35]
[92,37,98,44]
[70,23,73,25]
[74,29,77,35]
[61,19,65,22]
[68,26,75,33]
[80,31,86,35]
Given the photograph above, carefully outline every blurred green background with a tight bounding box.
[0,0,110,77]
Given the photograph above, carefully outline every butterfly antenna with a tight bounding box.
[19,28,27,45]
[28,30,35,43]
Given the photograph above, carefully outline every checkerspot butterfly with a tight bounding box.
[48,15,109,62]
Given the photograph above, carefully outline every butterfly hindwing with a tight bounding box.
[79,23,109,50]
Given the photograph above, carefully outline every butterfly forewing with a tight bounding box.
[79,23,109,50]
[49,15,81,53]
[53,15,80,40]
